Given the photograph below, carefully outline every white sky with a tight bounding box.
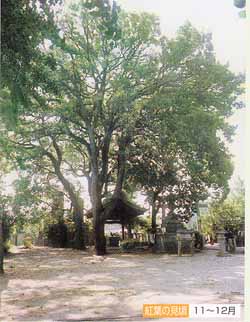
[117,0,246,189]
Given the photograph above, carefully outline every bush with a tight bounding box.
[120,239,149,252]
[47,223,68,248]
[4,240,12,253]
[24,236,33,248]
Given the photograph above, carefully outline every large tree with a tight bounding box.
[126,24,242,232]
[39,1,164,254]
[0,1,243,256]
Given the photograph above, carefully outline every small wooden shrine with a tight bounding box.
[86,192,145,239]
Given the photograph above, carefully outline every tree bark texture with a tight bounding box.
[151,192,160,235]
[114,135,130,197]
[55,171,85,250]
[127,223,133,239]
[91,172,106,255]
[89,126,106,255]
[122,224,125,240]
[151,203,157,234]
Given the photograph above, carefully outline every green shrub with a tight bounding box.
[120,239,149,251]
[24,236,33,248]
[4,240,12,253]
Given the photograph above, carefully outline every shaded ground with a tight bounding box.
[0,245,244,321]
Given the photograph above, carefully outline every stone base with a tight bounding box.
[154,233,193,254]
[216,251,231,257]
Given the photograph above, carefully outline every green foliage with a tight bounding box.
[238,10,246,18]
[201,180,244,236]
[0,193,14,251]
[0,0,244,252]
[11,176,50,227]
[1,0,62,107]
[132,216,151,233]
[4,240,12,253]
[120,239,149,251]
[0,168,67,244]
[23,236,33,249]
[126,23,242,221]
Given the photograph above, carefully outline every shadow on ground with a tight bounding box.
[0,246,244,321]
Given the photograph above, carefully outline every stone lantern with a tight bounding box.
[216,229,226,256]
[176,229,194,256]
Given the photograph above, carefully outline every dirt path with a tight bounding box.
[0,246,244,321]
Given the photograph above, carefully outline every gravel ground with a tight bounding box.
[0,245,244,321]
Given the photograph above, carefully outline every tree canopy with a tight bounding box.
[1,0,62,105]
[201,179,245,238]
[0,0,244,257]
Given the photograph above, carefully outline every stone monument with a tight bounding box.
[162,213,185,253]
[154,213,196,254]
[216,229,226,257]
[176,229,194,256]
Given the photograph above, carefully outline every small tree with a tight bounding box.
[201,180,245,238]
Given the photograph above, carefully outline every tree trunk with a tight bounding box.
[45,145,86,250]
[114,135,129,197]
[162,204,166,222]
[151,192,159,235]
[0,215,4,274]
[91,172,106,254]
[151,202,157,234]
[127,223,133,239]
[54,168,85,250]
[122,224,125,240]
[88,125,107,255]
[91,179,106,255]
[93,212,106,255]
